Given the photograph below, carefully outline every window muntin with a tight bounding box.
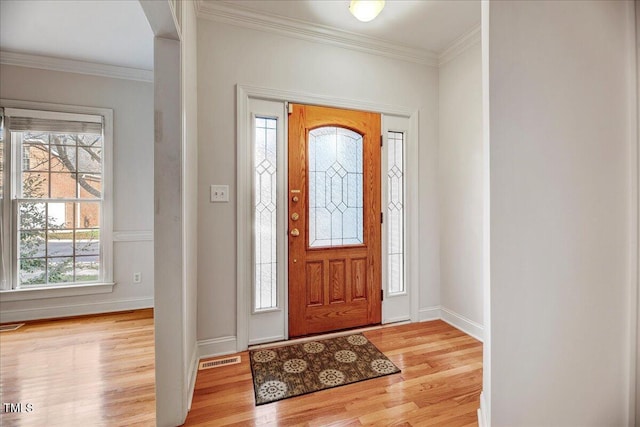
[308,126,364,248]
[18,132,102,200]
[2,108,106,289]
[254,116,278,310]
[387,131,405,294]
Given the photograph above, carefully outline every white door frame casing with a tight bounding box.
[381,114,418,324]
[245,97,288,346]
[236,84,420,351]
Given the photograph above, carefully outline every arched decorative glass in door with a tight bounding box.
[307,126,364,248]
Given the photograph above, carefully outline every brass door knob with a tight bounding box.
[290,228,300,237]
[291,212,299,221]
[292,196,299,203]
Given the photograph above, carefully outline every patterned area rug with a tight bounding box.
[249,333,400,405]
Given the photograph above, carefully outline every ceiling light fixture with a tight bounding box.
[349,0,385,23]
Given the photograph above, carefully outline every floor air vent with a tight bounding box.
[0,323,25,332]
[199,355,241,370]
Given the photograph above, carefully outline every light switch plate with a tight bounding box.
[210,185,229,202]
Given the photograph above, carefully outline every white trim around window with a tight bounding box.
[0,99,114,298]
[0,282,114,302]
[381,114,419,324]
[247,99,288,345]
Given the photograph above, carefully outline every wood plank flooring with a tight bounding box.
[0,309,155,427]
[184,320,482,426]
[0,312,482,426]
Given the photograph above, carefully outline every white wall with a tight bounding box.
[141,0,199,423]
[0,64,154,321]
[488,1,636,425]
[181,0,199,410]
[153,36,184,426]
[196,20,439,343]
[438,41,483,335]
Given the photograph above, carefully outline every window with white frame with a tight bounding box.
[0,106,112,290]
[386,130,405,295]
[253,116,278,310]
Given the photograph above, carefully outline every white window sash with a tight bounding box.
[0,100,113,292]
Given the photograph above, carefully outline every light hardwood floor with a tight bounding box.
[0,309,155,427]
[184,320,482,426]
[0,311,482,426]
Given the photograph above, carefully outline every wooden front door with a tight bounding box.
[288,104,381,338]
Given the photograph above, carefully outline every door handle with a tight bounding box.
[290,228,300,237]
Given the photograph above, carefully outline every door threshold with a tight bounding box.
[248,320,411,351]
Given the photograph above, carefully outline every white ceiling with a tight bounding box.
[0,0,479,72]
[216,0,480,54]
[0,0,154,70]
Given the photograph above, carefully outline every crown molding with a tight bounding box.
[438,24,481,67]
[195,0,438,67]
[0,51,154,83]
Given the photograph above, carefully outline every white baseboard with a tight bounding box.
[418,305,484,342]
[0,297,154,323]
[478,391,489,427]
[418,306,442,322]
[187,341,199,410]
[440,307,484,342]
[196,309,482,358]
[198,336,238,359]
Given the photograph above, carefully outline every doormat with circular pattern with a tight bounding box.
[249,333,400,405]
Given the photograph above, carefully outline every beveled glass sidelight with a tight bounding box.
[387,131,405,294]
[308,126,363,247]
[254,117,277,310]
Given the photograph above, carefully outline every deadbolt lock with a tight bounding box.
[290,228,300,237]
[291,212,299,221]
